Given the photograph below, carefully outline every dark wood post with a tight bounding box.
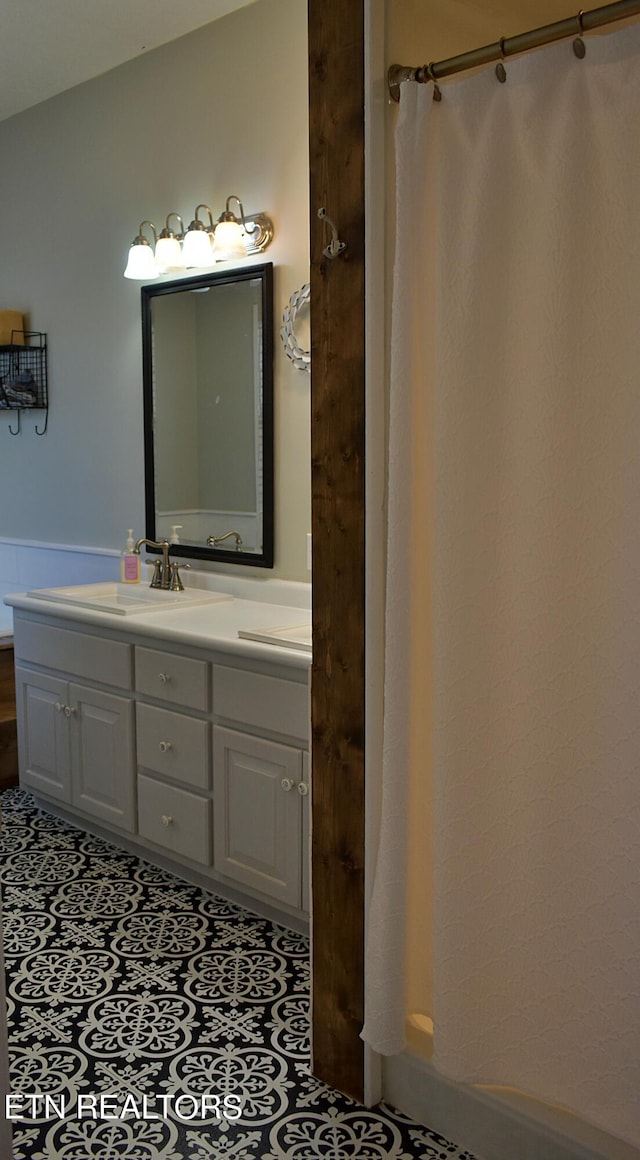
[308,0,366,1102]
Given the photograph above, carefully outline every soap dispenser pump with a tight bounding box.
[121,529,141,584]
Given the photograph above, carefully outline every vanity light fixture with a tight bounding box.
[213,195,274,261]
[154,212,186,273]
[123,221,159,280]
[182,205,216,268]
[124,197,275,279]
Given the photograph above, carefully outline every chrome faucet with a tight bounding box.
[134,538,171,589]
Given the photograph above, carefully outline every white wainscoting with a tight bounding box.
[0,539,119,635]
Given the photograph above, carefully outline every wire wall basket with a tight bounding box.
[0,331,48,434]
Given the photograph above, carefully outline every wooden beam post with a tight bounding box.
[308,0,366,1102]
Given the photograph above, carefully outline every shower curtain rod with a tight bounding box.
[388,0,640,101]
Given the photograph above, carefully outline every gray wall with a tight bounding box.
[0,0,310,580]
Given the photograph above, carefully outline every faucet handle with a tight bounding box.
[169,561,191,591]
[145,558,164,589]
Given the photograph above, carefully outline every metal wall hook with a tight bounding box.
[8,410,21,435]
[317,208,347,259]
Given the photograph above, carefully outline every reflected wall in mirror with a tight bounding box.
[142,263,274,567]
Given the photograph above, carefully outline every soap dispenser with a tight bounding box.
[121,529,141,584]
[170,525,183,545]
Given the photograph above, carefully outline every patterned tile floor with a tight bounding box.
[0,788,477,1159]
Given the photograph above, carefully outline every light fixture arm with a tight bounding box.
[132,220,157,247]
[193,205,215,232]
[221,194,255,235]
[158,212,184,241]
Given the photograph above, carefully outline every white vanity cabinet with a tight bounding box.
[15,668,71,802]
[68,683,134,830]
[11,605,311,924]
[213,727,304,907]
[14,619,135,831]
[134,644,213,866]
[212,663,310,909]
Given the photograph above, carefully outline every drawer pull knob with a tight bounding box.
[161,815,174,827]
[158,672,171,684]
[297,782,309,796]
[63,705,76,718]
[159,740,172,753]
[281,778,295,792]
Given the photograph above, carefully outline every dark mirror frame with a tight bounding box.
[141,262,274,568]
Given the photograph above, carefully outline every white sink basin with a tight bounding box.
[27,582,233,616]
[238,623,312,652]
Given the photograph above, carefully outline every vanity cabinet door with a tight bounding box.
[69,684,135,833]
[15,667,71,803]
[301,750,310,913]
[213,726,303,908]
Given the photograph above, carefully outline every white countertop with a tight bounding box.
[4,586,312,671]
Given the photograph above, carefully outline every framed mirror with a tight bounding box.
[141,262,274,568]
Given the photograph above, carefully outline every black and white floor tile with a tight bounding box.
[0,788,477,1159]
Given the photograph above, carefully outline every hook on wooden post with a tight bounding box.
[317,208,347,259]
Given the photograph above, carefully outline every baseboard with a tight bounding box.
[382,1050,639,1160]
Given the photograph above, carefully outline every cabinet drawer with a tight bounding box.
[14,618,132,689]
[137,773,211,865]
[135,647,209,711]
[136,703,209,789]
[213,665,309,743]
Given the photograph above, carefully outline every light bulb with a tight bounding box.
[155,234,184,272]
[182,227,214,268]
[213,219,247,262]
[124,242,158,280]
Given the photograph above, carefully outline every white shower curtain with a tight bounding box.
[364,21,640,1150]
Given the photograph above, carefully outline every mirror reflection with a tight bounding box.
[142,263,274,567]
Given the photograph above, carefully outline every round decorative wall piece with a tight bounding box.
[280,283,310,373]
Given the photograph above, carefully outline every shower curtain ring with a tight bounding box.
[573,10,586,57]
[495,38,507,83]
[426,62,442,102]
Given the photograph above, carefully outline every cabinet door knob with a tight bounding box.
[161,815,173,827]
[158,672,171,684]
[281,778,295,792]
[159,740,172,753]
[55,701,64,713]
[63,705,76,718]
[297,782,309,796]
